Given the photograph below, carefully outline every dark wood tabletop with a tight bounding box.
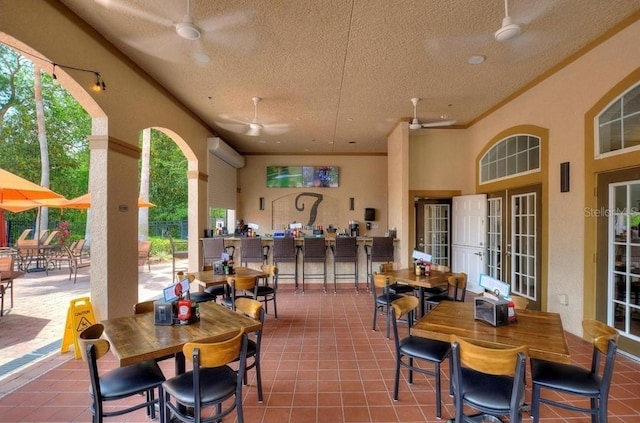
[411,300,571,363]
[101,301,262,367]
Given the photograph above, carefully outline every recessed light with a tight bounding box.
[348,141,356,144]
[468,55,485,65]
[194,53,210,63]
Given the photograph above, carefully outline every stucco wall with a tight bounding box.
[237,155,388,237]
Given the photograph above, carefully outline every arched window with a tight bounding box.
[597,83,640,156]
[479,134,540,184]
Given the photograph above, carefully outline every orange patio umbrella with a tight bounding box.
[64,193,155,209]
[0,168,64,202]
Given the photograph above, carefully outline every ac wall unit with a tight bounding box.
[207,137,245,168]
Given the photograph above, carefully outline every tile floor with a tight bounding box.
[1,268,640,422]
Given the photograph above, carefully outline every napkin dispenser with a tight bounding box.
[154,302,174,326]
[474,296,509,327]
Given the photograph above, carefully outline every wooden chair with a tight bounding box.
[425,272,467,311]
[391,295,451,419]
[372,272,404,339]
[379,262,414,295]
[510,294,529,310]
[234,298,265,402]
[133,300,155,315]
[451,335,528,423]
[530,319,619,423]
[138,240,152,272]
[78,323,166,423]
[0,255,15,316]
[162,330,248,423]
[221,275,259,310]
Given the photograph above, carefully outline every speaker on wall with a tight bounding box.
[560,162,570,192]
[364,208,375,221]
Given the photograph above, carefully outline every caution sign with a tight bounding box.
[61,297,96,359]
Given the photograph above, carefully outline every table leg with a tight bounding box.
[419,287,426,317]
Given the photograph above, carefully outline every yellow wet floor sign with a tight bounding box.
[61,297,96,359]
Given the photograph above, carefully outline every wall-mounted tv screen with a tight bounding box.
[267,166,339,188]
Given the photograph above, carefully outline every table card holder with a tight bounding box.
[154,302,174,326]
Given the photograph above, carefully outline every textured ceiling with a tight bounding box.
[58,0,640,155]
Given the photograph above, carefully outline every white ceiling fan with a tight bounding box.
[409,98,456,130]
[215,97,290,137]
[495,0,522,42]
[94,0,254,61]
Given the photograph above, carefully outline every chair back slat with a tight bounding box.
[184,329,244,367]
[452,335,528,376]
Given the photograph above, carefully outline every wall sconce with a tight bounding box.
[259,197,265,211]
[349,197,354,211]
[560,162,570,192]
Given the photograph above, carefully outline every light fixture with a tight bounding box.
[259,197,265,211]
[495,0,521,42]
[92,72,106,92]
[176,22,201,40]
[6,42,107,93]
[468,55,486,65]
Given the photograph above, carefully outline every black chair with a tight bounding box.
[451,335,528,423]
[390,295,451,419]
[240,237,269,268]
[378,262,415,295]
[221,275,259,310]
[302,237,327,293]
[78,323,166,423]
[201,237,235,269]
[372,273,404,339]
[163,330,248,423]
[254,264,278,319]
[530,319,619,423]
[331,236,358,293]
[365,237,394,291]
[180,273,217,303]
[425,272,467,311]
[234,298,265,403]
[272,237,300,291]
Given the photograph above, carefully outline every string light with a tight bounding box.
[2,42,106,92]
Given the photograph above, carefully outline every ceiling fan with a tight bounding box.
[495,0,522,42]
[408,98,456,130]
[215,97,290,137]
[94,0,254,60]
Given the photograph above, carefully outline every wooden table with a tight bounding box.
[411,300,571,363]
[187,267,267,290]
[101,301,262,370]
[381,268,449,316]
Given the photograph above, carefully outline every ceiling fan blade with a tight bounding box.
[421,120,457,128]
[262,123,290,136]
[214,120,248,134]
[95,0,174,27]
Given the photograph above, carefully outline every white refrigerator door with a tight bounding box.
[452,194,487,292]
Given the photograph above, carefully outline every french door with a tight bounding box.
[487,185,541,310]
[415,200,451,267]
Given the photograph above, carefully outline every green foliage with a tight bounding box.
[142,129,188,221]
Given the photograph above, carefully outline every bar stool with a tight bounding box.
[301,237,327,293]
[365,237,394,291]
[240,237,270,268]
[201,237,235,270]
[331,236,358,293]
[272,237,300,292]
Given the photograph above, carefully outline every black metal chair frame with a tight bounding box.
[530,321,619,423]
[390,296,452,419]
[302,237,327,293]
[272,237,300,292]
[331,236,358,293]
[372,273,404,339]
[168,233,188,279]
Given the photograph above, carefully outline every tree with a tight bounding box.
[33,66,51,236]
[138,128,151,240]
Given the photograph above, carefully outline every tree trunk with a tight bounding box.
[34,66,50,238]
[138,128,151,240]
